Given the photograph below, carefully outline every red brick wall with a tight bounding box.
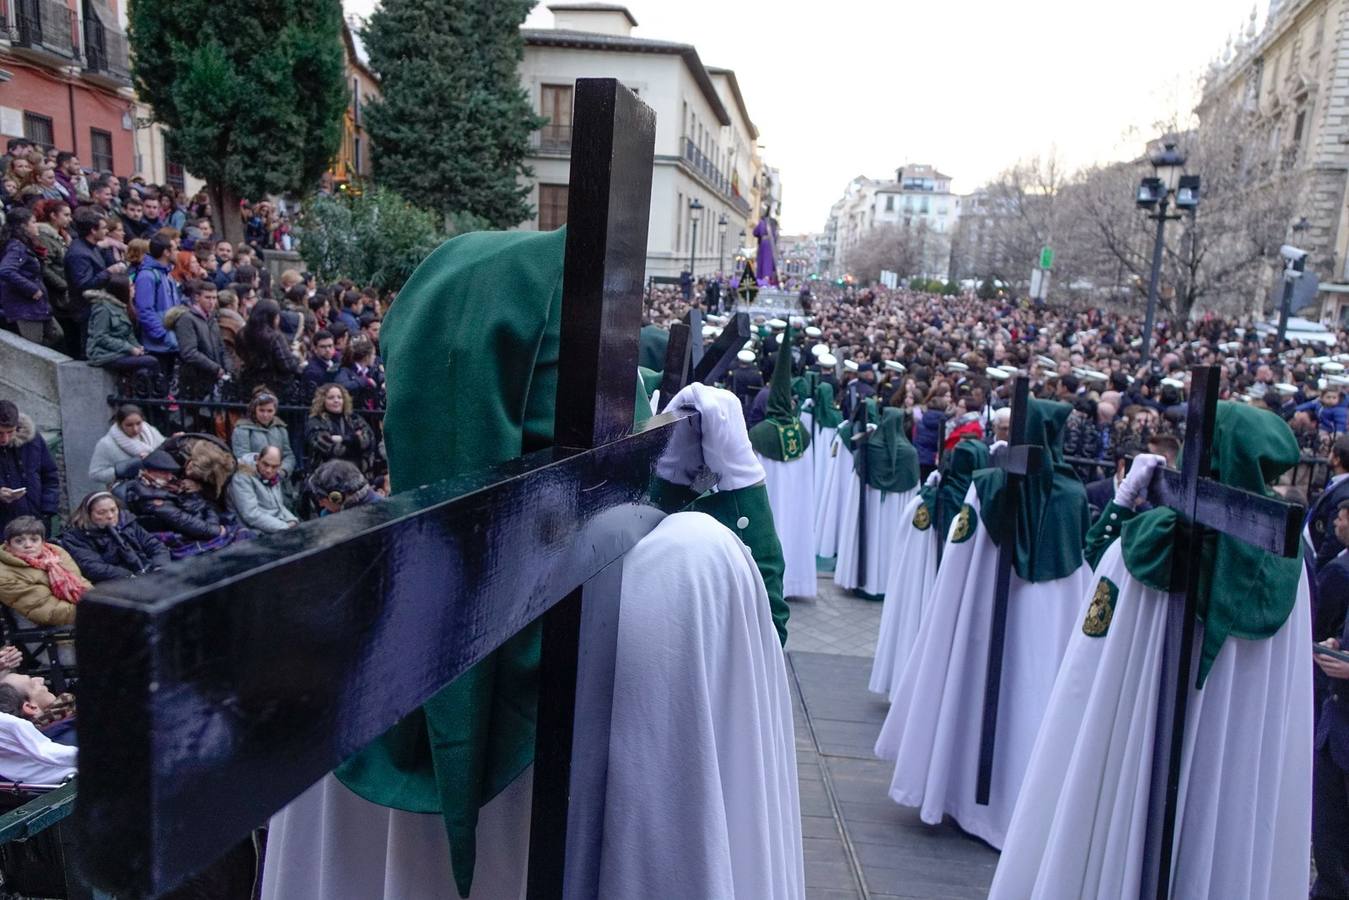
[1,60,135,174]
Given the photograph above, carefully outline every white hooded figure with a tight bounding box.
[875,398,1092,850]
[870,438,990,698]
[990,403,1311,900]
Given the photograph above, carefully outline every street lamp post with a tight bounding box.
[688,198,703,288]
[1277,217,1312,345]
[1135,141,1199,363]
[716,213,728,313]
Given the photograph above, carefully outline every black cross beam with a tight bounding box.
[975,375,1045,805]
[850,399,873,589]
[72,78,677,899]
[1137,366,1303,900]
[933,416,949,565]
[655,311,749,412]
[685,307,705,369]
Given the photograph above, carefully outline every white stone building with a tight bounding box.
[824,165,960,280]
[517,4,761,280]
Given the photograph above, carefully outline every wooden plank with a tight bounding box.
[656,322,692,411]
[691,312,750,385]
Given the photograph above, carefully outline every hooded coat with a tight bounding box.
[0,543,86,626]
[58,512,169,582]
[0,414,60,530]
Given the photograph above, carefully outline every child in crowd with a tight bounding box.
[0,516,88,627]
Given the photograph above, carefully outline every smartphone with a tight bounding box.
[8,487,25,496]
[1313,643,1349,665]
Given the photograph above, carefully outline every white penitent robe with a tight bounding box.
[875,488,1091,849]
[988,541,1312,900]
[262,511,804,900]
[757,453,818,598]
[868,494,939,698]
[833,474,914,597]
[812,425,838,503]
[813,434,849,561]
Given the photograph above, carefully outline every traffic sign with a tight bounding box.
[1039,246,1054,270]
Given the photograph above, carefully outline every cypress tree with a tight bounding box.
[363,0,544,229]
[129,0,347,241]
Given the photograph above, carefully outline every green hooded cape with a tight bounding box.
[854,406,919,493]
[971,398,1089,583]
[748,326,810,461]
[638,323,668,372]
[811,381,843,431]
[1117,402,1301,687]
[921,437,990,541]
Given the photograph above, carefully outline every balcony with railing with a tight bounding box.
[681,137,751,215]
[4,0,81,64]
[529,123,572,155]
[81,13,131,85]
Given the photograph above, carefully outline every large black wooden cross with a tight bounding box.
[655,311,749,412]
[849,399,874,587]
[1136,366,1302,900]
[72,79,702,899]
[975,375,1044,805]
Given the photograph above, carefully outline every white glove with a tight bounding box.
[989,440,1008,454]
[662,383,766,491]
[802,398,815,412]
[924,470,941,488]
[1114,453,1166,509]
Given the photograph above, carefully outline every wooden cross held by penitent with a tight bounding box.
[975,375,1044,805]
[1135,365,1302,900]
[72,79,706,900]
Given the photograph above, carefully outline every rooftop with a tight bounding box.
[546,3,639,28]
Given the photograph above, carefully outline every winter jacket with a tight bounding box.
[300,357,341,403]
[174,305,226,400]
[84,290,143,366]
[335,363,384,412]
[240,330,301,397]
[230,419,296,475]
[33,224,68,314]
[57,513,168,583]
[305,413,376,475]
[122,479,222,541]
[0,415,60,531]
[131,257,180,353]
[217,307,245,373]
[0,238,48,322]
[64,236,113,317]
[913,408,945,466]
[1296,397,1349,434]
[227,465,297,534]
[0,544,85,627]
[87,421,166,485]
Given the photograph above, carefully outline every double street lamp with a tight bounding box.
[1135,140,1200,362]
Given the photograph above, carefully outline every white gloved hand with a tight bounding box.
[663,383,766,491]
[924,470,942,488]
[989,440,1008,454]
[1114,453,1166,509]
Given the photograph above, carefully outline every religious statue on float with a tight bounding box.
[754,194,781,287]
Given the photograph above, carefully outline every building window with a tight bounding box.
[22,112,55,151]
[90,128,114,172]
[885,195,894,212]
[538,184,568,231]
[540,84,573,150]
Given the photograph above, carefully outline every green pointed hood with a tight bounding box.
[972,398,1089,583]
[1119,401,1301,687]
[748,325,810,461]
[333,226,649,898]
[855,406,919,493]
[812,380,843,430]
[930,437,990,541]
[639,323,668,372]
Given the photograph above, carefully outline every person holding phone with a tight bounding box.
[0,400,59,533]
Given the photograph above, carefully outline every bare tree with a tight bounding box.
[848,224,921,284]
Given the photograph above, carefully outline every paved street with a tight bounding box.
[787,575,999,900]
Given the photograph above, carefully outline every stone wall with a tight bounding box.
[260,249,305,289]
[0,330,119,517]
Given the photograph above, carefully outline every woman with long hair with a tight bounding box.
[231,388,296,477]
[32,199,70,318]
[304,383,376,476]
[0,206,62,348]
[86,274,159,377]
[239,298,302,399]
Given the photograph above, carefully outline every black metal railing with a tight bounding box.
[11,0,79,60]
[682,137,730,195]
[531,123,573,154]
[81,14,130,82]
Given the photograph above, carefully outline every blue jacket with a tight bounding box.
[913,408,945,466]
[63,237,113,316]
[1316,560,1349,771]
[0,413,60,529]
[0,238,47,322]
[1297,397,1349,434]
[133,258,181,353]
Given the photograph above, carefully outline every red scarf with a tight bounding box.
[15,544,86,605]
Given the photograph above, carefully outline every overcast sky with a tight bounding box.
[342,0,1266,233]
